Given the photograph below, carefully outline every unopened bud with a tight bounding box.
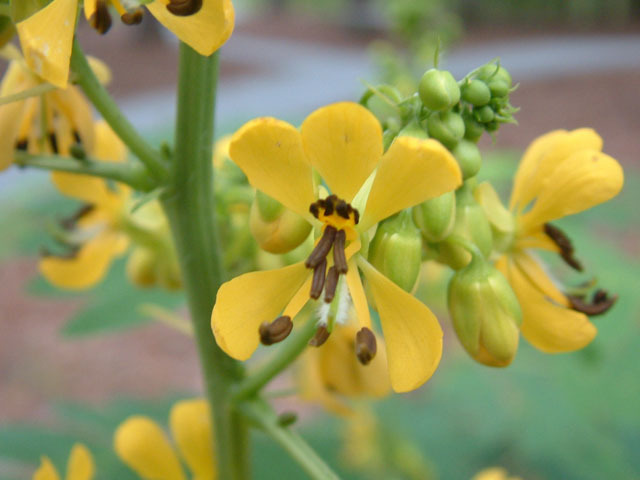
[475,64,512,89]
[413,191,456,243]
[360,84,403,129]
[397,119,427,140]
[368,210,422,292]
[418,69,460,111]
[448,255,522,367]
[473,105,494,124]
[355,327,377,365]
[427,111,465,149]
[250,193,312,254]
[259,316,293,346]
[461,79,491,107]
[126,247,157,288]
[462,109,484,142]
[451,139,482,180]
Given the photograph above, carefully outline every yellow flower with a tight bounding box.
[32,443,94,480]
[16,0,235,88]
[39,120,131,289]
[114,398,216,480]
[0,51,101,171]
[479,128,624,353]
[297,317,391,415]
[211,102,462,392]
[472,467,523,480]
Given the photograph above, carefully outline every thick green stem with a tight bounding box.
[239,399,340,480]
[233,315,318,402]
[14,152,155,191]
[70,39,168,181]
[161,44,249,480]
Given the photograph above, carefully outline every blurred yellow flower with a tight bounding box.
[16,0,235,88]
[32,443,94,480]
[472,467,523,480]
[478,128,624,353]
[114,398,216,480]
[211,101,462,392]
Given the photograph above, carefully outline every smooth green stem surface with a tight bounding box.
[14,152,156,191]
[161,44,248,480]
[233,315,318,402]
[70,39,168,181]
[239,399,340,480]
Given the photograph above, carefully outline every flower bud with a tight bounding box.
[126,247,157,288]
[368,210,422,292]
[461,79,491,107]
[462,109,484,142]
[249,192,312,254]
[427,111,465,149]
[397,119,428,140]
[418,69,460,111]
[448,254,522,367]
[475,64,512,89]
[437,180,492,270]
[488,79,510,98]
[412,191,455,243]
[451,139,482,180]
[473,105,494,124]
[360,84,403,128]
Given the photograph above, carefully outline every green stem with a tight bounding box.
[233,315,318,402]
[70,39,168,181]
[14,152,156,191]
[239,399,340,480]
[446,234,484,259]
[160,44,248,480]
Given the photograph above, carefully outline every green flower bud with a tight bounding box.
[451,139,482,180]
[250,195,312,254]
[360,85,403,129]
[418,69,460,112]
[448,254,522,367]
[476,64,512,89]
[397,119,428,140]
[437,180,492,270]
[461,79,491,107]
[427,111,465,149]
[462,109,484,142]
[368,210,422,292]
[412,191,455,243]
[473,105,494,124]
[488,79,510,98]
[0,16,15,49]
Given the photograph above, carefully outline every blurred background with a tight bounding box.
[1,0,639,478]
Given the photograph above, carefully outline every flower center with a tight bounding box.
[305,196,359,303]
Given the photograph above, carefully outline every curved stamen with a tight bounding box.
[121,8,144,25]
[355,327,377,365]
[166,0,203,16]
[308,325,330,347]
[89,0,113,34]
[568,289,617,316]
[305,226,337,269]
[309,258,327,300]
[544,223,583,271]
[259,315,293,346]
[332,229,348,274]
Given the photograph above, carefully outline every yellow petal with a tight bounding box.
[49,87,95,153]
[146,0,234,57]
[33,457,60,480]
[50,171,110,204]
[229,117,316,220]
[169,399,216,480]
[360,136,462,231]
[510,129,603,210]
[519,149,624,232]
[301,102,382,202]
[39,231,124,289]
[211,262,310,360]
[345,258,371,330]
[93,120,127,163]
[16,0,77,88]
[358,258,443,393]
[66,444,94,480]
[474,181,514,233]
[114,416,186,480]
[515,230,560,253]
[0,99,29,171]
[502,256,596,352]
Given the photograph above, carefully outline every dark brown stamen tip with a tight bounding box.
[166,0,203,16]
[544,223,583,271]
[259,316,293,346]
[15,139,28,151]
[89,0,112,34]
[309,258,327,300]
[568,289,618,316]
[308,325,330,347]
[61,204,95,230]
[305,226,337,269]
[121,8,144,25]
[48,132,59,154]
[324,266,339,303]
[355,327,377,365]
[332,229,348,274]
[39,245,79,260]
[72,130,82,145]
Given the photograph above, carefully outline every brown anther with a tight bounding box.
[259,316,293,346]
[61,204,95,230]
[89,0,112,34]
[568,289,618,316]
[355,327,377,365]
[166,0,203,16]
[309,258,327,300]
[305,226,337,269]
[72,130,82,145]
[544,223,583,271]
[48,132,59,155]
[121,8,144,25]
[16,139,28,151]
[324,266,339,303]
[308,325,330,347]
[332,229,348,274]
[39,246,79,260]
